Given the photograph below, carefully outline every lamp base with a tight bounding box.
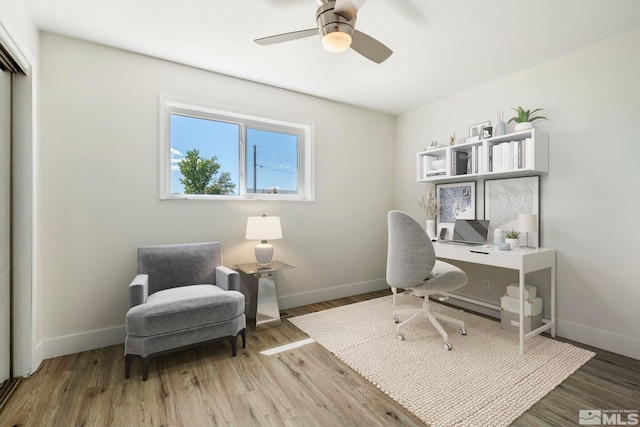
[521,232,538,249]
[255,242,274,266]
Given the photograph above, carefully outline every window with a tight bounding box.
[160,95,314,201]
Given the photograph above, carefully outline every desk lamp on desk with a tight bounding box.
[518,214,538,248]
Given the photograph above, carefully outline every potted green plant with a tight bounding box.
[505,230,521,248]
[507,106,548,131]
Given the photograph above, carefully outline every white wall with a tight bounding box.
[395,29,640,359]
[38,33,395,357]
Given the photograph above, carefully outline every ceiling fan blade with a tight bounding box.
[254,28,318,46]
[350,29,392,63]
[334,0,366,20]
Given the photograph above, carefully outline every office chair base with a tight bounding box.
[392,296,467,349]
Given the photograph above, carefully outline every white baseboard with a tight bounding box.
[42,325,126,359]
[445,297,639,360]
[278,278,389,311]
[557,319,640,360]
[435,296,501,319]
[39,280,638,362]
[40,279,389,360]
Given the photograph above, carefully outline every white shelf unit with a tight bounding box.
[417,129,549,182]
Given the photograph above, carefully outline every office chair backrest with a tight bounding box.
[386,210,436,288]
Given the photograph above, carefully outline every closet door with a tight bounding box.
[0,69,10,384]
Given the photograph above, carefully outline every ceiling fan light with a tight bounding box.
[322,31,352,52]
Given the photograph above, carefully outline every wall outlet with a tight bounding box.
[482,280,491,293]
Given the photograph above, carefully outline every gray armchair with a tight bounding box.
[387,210,468,350]
[125,242,246,380]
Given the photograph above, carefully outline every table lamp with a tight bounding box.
[518,214,538,248]
[245,215,282,266]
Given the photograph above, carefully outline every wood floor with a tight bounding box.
[0,290,638,426]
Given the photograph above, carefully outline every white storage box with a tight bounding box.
[506,283,537,299]
[500,295,543,317]
[501,311,543,333]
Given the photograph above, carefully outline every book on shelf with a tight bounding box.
[452,150,469,175]
[488,138,536,172]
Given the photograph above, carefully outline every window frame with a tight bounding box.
[160,94,314,201]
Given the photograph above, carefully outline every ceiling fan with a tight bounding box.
[255,0,393,64]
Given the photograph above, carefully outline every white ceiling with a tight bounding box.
[25,0,640,114]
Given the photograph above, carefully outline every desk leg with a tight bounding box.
[551,263,556,337]
[519,269,525,356]
[256,273,281,330]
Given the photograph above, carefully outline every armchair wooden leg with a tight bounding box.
[142,358,151,381]
[230,335,238,357]
[124,354,134,379]
[241,329,246,349]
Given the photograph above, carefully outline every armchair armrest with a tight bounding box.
[216,266,239,291]
[129,274,148,308]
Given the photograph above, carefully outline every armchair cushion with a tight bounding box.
[126,284,244,337]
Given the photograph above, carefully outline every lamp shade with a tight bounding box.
[245,216,282,241]
[518,214,537,233]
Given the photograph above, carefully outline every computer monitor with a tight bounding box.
[452,219,490,244]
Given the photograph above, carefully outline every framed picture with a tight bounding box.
[485,176,540,247]
[436,181,476,239]
[469,121,490,138]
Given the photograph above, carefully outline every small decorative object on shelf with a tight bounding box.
[419,190,438,239]
[467,121,490,144]
[425,141,445,150]
[505,230,521,248]
[494,110,506,136]
[508,106,548,132]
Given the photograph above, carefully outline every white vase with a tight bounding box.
[505,238,519,248]
[493,228,504,244]
[494,121,506,136]
[515,122,533,131]
[426,220,436,240]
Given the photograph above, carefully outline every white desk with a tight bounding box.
[433,242,556,355]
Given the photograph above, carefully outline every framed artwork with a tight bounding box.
[482,126,493,139]
[468,121,490,138]
[436,181,476,239]
[485,176,540,247]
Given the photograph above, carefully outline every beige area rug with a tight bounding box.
[288,295,595,427]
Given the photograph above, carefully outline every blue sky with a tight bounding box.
[170,115,298,194]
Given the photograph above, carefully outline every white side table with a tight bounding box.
[235,260,294,330]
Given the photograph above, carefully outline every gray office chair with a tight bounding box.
[386,210,468,350]
[125,242,246,380]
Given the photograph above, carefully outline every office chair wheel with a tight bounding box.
[460,327,467,335]
[392,316,400,324]
[396,333,405,341]
[443,342,453,351]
